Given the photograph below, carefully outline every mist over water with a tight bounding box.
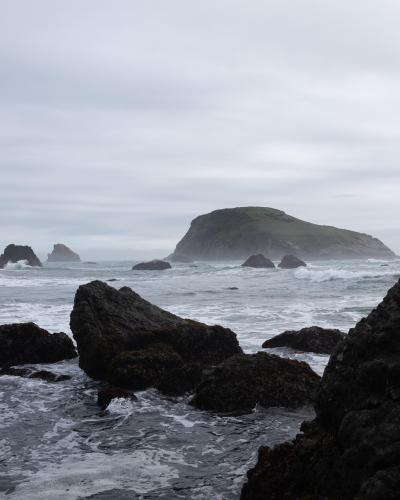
[1,258,399,498]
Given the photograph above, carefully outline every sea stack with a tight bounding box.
[278,255,307,269]
[170,207,395,260]
[241,278,400,500]
[0,244,42,268]
[242,254,275,268]
[47,243,80,262]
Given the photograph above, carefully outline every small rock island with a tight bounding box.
[47,243,80,262]
[0,244,42,268]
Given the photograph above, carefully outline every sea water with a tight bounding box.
[1,258,399,499]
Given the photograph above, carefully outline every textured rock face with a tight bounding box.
[241,279,400,500]
[262,326,345,354]
[0,322,77,367]
[0,366,70,382]
[0,244,42,268]
[170,207,395,260]
[132,259,171,270]
[70,281,242,393]
[242,254,275,268]
[97,386,137,410]
[278,254,307,268]
[190,352,320,414]
[47,243,80,262]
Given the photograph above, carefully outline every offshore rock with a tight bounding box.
[132,259,171,270]
[241,278,400,500]
[0,244,42,268]
[47,243,80,262]
[278,254,307,269]
[242,254,275,268]
[262,326,346,354]
[0,322,77,368]
[190,352,320,414]
[70,281,242,394]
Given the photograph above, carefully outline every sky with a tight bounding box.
[1,0,400,259]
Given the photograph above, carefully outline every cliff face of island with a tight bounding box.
[47,243,80,262]
[171,207,396,260]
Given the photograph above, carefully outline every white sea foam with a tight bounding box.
[3,260,33,270]
[294,266,397,282]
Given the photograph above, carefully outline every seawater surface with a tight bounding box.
[1,258,399,499]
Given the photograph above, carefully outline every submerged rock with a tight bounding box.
[0,366,70,382]
[0,322,77,367]
[190,352,320,414]
[70,281,242,394]
[262,326,346,354]
[47,243,80,262]
[97,386,137,410]
[278,254,306,269]
[242,254,275,268]
[241,278,400,500]
[132,259,171,271]
[0,244,42,268]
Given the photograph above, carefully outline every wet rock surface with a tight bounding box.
[0,244,42,268]
[0,322,77,367]
[97,386,138,410]
[241,278,400,500]
[70,281,242,394]
[190,352,320,414]
[0,366,71,382]
[242,254,275,268]
[132,259,171,270]
[262,326,346,354]
[278,254,307,269]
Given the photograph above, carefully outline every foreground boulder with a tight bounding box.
[241,278,400,500]
[0,322,77,367]
[132,259,171,270]
[0,244,42,268]
[70,281,242,393]
[190,353,320,414]
[47,243,80,262]
[278,254,306,268]
[97,386,138,410]
[242,254,275,268]
[262,326,346,354]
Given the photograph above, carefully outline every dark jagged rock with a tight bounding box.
[47,243,80,262]
[132,259,171,271]
[170,207,396,260]
[190,352,320,414]
[0,322,77,367]
[70,281,242,394]
[262,326,346,354]
[242,254,275,268]
[278,254,307,269]
[0,366,71,382]
[97,386,137,410]
[167,254,194,263]
[241,279,400,500]
[0,244,42,268]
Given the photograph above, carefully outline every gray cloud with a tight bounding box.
[1,0,400,259]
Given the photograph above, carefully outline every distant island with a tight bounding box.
[47,243,80,262]
[170,207,396,260]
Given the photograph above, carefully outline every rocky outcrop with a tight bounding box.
[278,254,307,269]
[97,386,137,410]
[262,326,345,354]
[0,322,77,367]
[0,366,71,382]
[241,278,400,500]
[132,259,171,270]
[47,243,80,262]
[70,281,242,394]
[0,244,42,268]
[242,254,275,268]
[190,352,320,414]
[170,207,396,260]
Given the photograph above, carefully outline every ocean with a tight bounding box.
[1,258,399,499]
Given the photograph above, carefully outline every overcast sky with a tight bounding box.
[1,0,400,259]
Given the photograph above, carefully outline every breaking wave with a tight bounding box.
[294,266,398,283]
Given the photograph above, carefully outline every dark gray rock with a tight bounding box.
[278,254,306,269]
[242,254,275,268]
[47,243,80,262]
[132,259,171,270]
[241,278,400,500]
[0,244,42,268]
[0,366,71,382]
[97,386,137,410]
[0,322,77,367]
[190,352,320,414]
[262,326,346,354]
[70,281,242,394]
